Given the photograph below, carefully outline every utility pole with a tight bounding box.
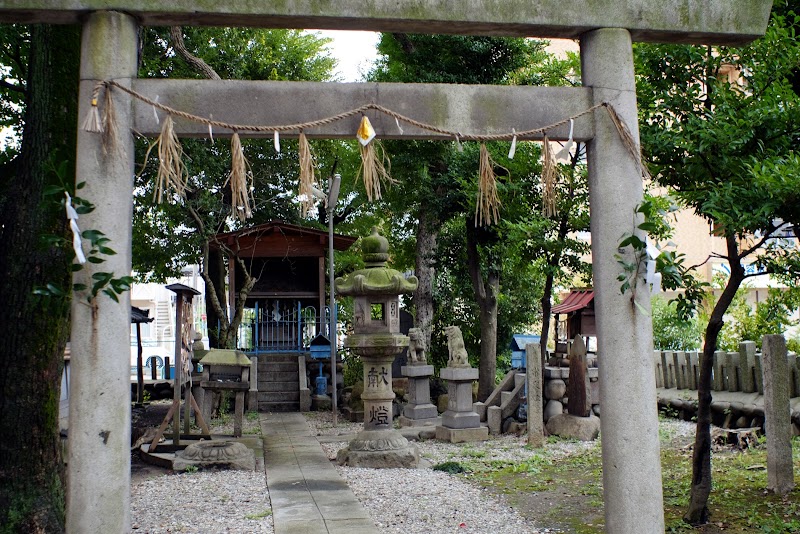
[328,174,341,425]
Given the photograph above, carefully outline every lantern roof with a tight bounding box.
[335,227,418,296]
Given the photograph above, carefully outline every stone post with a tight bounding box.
[435,366,488,443]
[399,364,437,427]
[67,11,137,534]
[762,335,795,496]
[526,343,544,447]
[248,355,259,412]
[581,28,665,533]
[739,341,757,393]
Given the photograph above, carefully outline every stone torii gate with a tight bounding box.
[1,2,773,532]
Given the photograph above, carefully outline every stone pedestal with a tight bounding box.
[435,366,488,443]
[399,364,438,427]
[336,340,419,468]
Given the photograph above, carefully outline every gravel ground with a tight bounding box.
[306,412,567,534]
[130,408,697,534]
[131,470,274,533]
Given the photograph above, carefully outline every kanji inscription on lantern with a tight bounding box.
[368,404,391,427]
[367,366,389,388]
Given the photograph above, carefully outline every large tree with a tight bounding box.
[370,34,546,399]
[133,27,357,348]
[636,1,800,524]
[0,24,80,533]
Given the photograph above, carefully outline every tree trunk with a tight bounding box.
[205,246,227,348]
[466,221,499,401]
[414,209,438,352]
[540,204,571,375]
[684,236,745,525]
[0,24,80,533]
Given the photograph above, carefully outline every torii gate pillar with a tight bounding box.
[67,11,137,534]
[582,29,664,533]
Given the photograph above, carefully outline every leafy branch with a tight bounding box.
[616,197,708,317]
[33,162,133,303]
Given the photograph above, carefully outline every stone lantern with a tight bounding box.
[334,227,419,468]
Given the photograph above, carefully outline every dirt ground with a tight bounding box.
[130,400,174,485]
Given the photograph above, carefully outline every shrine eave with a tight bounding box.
[0,0,773,46]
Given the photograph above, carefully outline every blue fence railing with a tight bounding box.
[237,300,333,354]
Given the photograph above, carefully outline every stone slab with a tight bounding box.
[435,425,489,444]
[336,444,419,468]
[442,410,480,429]
[473,401,487,421]
[402,364,434,377]
[488,406,502,435]
[1,1,772,45]
[397,415,438,428]
[546,413,601,441]
[402,403,438,420]
[440,366,479,381]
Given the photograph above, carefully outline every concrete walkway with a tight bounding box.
[260,412,378,534]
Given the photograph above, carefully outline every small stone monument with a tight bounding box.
[399,328,438,427]
[546,336,600,441]
[335,228,420,468]
[435,326,488,443]
[762,334,795,496]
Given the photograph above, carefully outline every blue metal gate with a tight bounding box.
[238,299,332,354]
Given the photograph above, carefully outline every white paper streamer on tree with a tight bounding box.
[65,192,86,264]
[646,238,662,296]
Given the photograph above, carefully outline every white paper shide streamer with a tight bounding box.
[65,192,86,264]
[645,238,662,296]
[555,119,575,162]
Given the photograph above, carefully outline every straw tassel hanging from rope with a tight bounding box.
[603,104,651,181]
[153,115,188,204]
[541,135,558,218]
[356,116,393,201]
[81,84,103,134]
[81,82,118,154]
[228,132,254,221]
[298,131,316,217]
[101,82,119,154]
[475,143,503,227]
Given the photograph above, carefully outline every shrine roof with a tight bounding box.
[552,289,595,314]
[213,220,357,257]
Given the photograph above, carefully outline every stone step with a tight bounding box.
[259,401,300,413]
[260,381,300,393]
[258,371,299,382]
[260,362,299,373]
[514,373,526,389]
[259,391,300,403]
[259,352,304,364]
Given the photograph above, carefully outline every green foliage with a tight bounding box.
[342,351,363,388]
[33,173,133,303]
[367,34,563,382]
[708,282,800,352]
[244,509,272,520]
[635,0,800,302]
[651,296,701,351]
[432,461,468,474]
[133,27,359,282]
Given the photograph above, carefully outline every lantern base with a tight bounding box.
[336,429,419,468]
